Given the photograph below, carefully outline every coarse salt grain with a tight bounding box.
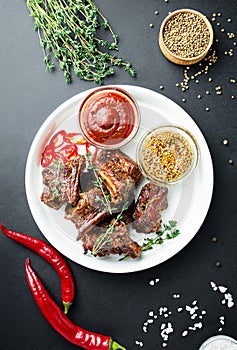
[135,340,144,347]
[173,294,181,299]
[210,281,218,291]
[149,278,160,286]
[218,286,228,293]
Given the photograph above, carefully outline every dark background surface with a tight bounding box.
[0,1,237,349]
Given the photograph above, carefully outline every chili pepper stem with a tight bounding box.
[63,301,72,315]
[109,339,126,350]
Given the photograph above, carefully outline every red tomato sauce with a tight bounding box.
[79,89,138,147]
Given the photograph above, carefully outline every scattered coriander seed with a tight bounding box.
[217,13,222,16]
[154,11,159,15]
[212,13,216,17]
[217,22,220,26]
[212,18,216,22]
[223,139,229,145]
[228,159,233,165]
[165,0,169,3]
[206,91,210,95]
[212,236,217,243]
[221,28,225,33]
[227,18,232,22]
[150,23,154,28]
[205,107,210,111]
[216,261,221,267]
[176,83,180,87]
[231,95,235,99]
[160,85,164,90]
[182,98,186,102]
[208,77,213,82]
[230,79,236,83]
[198,94,202,99]
[177,49,218,92]
[227,32,235,39]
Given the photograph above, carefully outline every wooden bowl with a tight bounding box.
[158,9,214,66]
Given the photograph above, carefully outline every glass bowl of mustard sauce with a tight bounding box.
[137,125,200,186]
[78,86,141,149]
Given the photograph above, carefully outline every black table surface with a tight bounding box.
[1,1,237,349]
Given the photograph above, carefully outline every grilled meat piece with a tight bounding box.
[94,149,142,183]
[65,188,110,237]
[78,219,141,259]
[93,149,141,204]
[133,183,168,233]
[41,155,86,210]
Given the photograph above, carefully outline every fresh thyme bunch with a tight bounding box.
[26,0,136,83]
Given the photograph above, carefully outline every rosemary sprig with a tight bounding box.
[26,0,136,83]
[86,152,113,214]
[92,201,129,256]
[120,221,181,261]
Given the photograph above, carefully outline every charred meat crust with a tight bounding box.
[41,155,86,209]
[41,148,169,259]
[93,149,141,206]
[133,183,168,233]
[65,188,111,237]
[78,220,141,259]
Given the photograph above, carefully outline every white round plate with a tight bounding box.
[25,85,213,273]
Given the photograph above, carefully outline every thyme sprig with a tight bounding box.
[92,201,129,256]
[26,0,136,83]
[140,220,180,252]
[86,152,113,214]
[120,220,181,261]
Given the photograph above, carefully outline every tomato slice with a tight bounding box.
[41,145,55,167]
[49,130,67,150]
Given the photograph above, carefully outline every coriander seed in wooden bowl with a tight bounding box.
[158,9,214,65]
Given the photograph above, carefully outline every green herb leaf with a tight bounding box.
[120,221,181,261]
[26,0,136,83]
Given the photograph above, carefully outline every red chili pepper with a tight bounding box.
[85,142,91,155]
[41,145,55,168]
[64,132,87,145]
[25,259,126,350]
[58,144,78,161]
[0,224,75,314]
[49,130,67,150]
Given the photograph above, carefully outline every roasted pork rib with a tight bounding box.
[133,183,168,233]
[41,155,86,209]
[78,219,142,259]
[94,149,142,204]
[65,187,110,237]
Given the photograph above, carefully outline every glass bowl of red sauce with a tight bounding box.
[78,86,141,149]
